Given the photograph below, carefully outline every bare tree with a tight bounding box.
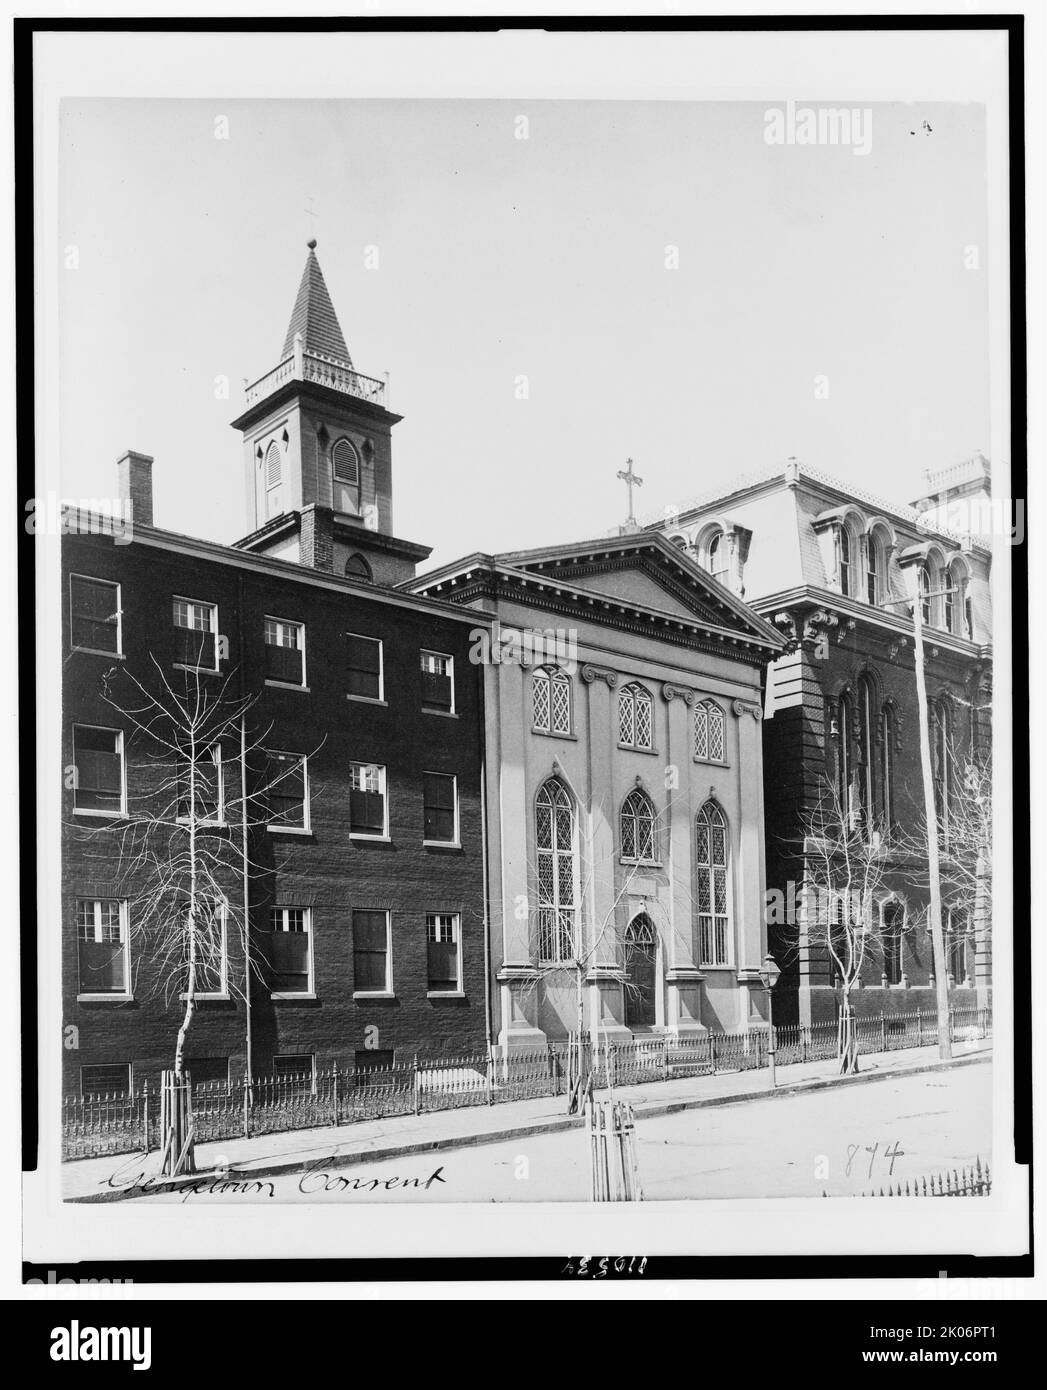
[81,655,318,1173]
[780,776,894,1074]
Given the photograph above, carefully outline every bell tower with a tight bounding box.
[231,240,430,583]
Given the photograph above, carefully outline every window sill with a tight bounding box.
[617,743,659,756]
[271,992,317,1001]
[173,663,221,676]
[177,818,228,829]
[693,758,729,768]
[426,989,466,999]
[346,694,387,707]
[71,647,124,660]
[352,990,395,1000]
[179,992,231,1002]
[422,707,458,718]
[620,858,662,869]
[423,840,461,850]
[77,993,133,1004]
[72,808,125,819]
[349,832,391,843]
[531,728,578,741]
[267,824,312,836]
[698,964,733,972]
[266,680,310,693]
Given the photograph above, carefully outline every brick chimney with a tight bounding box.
[116,450,154,527]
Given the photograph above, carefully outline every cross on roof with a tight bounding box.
[617,457,644,525]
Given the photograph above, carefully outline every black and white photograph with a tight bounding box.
[15,14,1039,1313]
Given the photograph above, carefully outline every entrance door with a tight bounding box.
[623,915,657,1027]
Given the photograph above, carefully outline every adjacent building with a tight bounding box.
[651,457,993,1026]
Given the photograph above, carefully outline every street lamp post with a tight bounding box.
[759,952,781,1089]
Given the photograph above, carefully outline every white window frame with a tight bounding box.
[265,750,311,834]
[264,615,307,689]
[69,573,123,657]
[618,682,654,752]
[352,907,394,998]
[72,724,127,818]
[425,911,463,996]
[345,632,385,705]
[532,666,573,737]
[177,743,226,828]
[76,897,132,1002]
[348,761,389,840]
[173,595,220,673]
[269,906,315,999]
[420,649,456,715]
[422,771,459,847]
[695,800,733,969]
[180,898,229,1001]
[693,699,727,765]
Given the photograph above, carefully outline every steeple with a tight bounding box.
[280,240,353,365]
[230,242,431,584]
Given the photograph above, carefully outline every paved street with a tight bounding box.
[130,1058,991,1204]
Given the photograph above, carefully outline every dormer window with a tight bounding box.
[708,532,729,586]
[332,437,361,514]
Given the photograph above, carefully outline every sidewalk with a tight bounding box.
[64,1038,992,1202]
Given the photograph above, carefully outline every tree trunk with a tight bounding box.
[838,991,859,1075]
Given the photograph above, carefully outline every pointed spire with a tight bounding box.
[281,241,353,366]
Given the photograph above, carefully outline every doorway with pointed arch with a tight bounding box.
[623,913,658,1028]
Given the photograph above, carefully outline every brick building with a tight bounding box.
[62,245,494,1095]
[651,458,993,1027]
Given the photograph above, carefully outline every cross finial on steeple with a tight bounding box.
[617,457,644,526]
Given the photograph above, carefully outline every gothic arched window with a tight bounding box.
[857,675,875,827]
[532,667,572,736]
[932,698,952,834]
[837,692,853,821]
[620,788,657,863]
[618,682,653,750]
[879,703,894,829]
[695,800,730,966]
[535,777,577,963]
[694,699,726,763]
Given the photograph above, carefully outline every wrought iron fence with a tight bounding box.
[63,1005,991,1161]
[857,1157,992,1197]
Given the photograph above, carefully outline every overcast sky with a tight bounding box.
[58,99,989,570]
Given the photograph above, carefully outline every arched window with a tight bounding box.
[945,906,971,984]
[264,441,283,519]
[535,778,577,963]
[620,788,657,863]
[964,592,974,640]
[618,682,653,750]
[882,900,904,985]
[944,560,967,636]
[707,531,729,586]
[332,437,361,514]
[866,532,885,605]
[532,666,572,736]
[857,675,875,828]
[695,801,730,966]
[879,703,894,829]
[694,699,726,763]
[839,522,850,594]
[343,553,372,582]
[932,698,952,833]
[917,562,931,627]
[836,692,853,819]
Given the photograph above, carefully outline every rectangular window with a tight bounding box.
[72,726,125,815]
[349,762,387,837]
[273,1054,315,1094]
[426,913,461,993]
[266,751,308,831]
[70,574,121,654]
[264,616,305,686]
[422,772,458,844]
[354,1048,394,1081]
[173,596,218,670]
[178,744,225,824]
[80,1063,131,1098]
[181,900,228,998]
[346,633,383,702]
[76,898,129,996]
[187,1057,230,1091]
[269,907,313,994]
[420,650,454,712]
[353,909,391,993]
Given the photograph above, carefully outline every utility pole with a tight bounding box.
[883,570,953,1060]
